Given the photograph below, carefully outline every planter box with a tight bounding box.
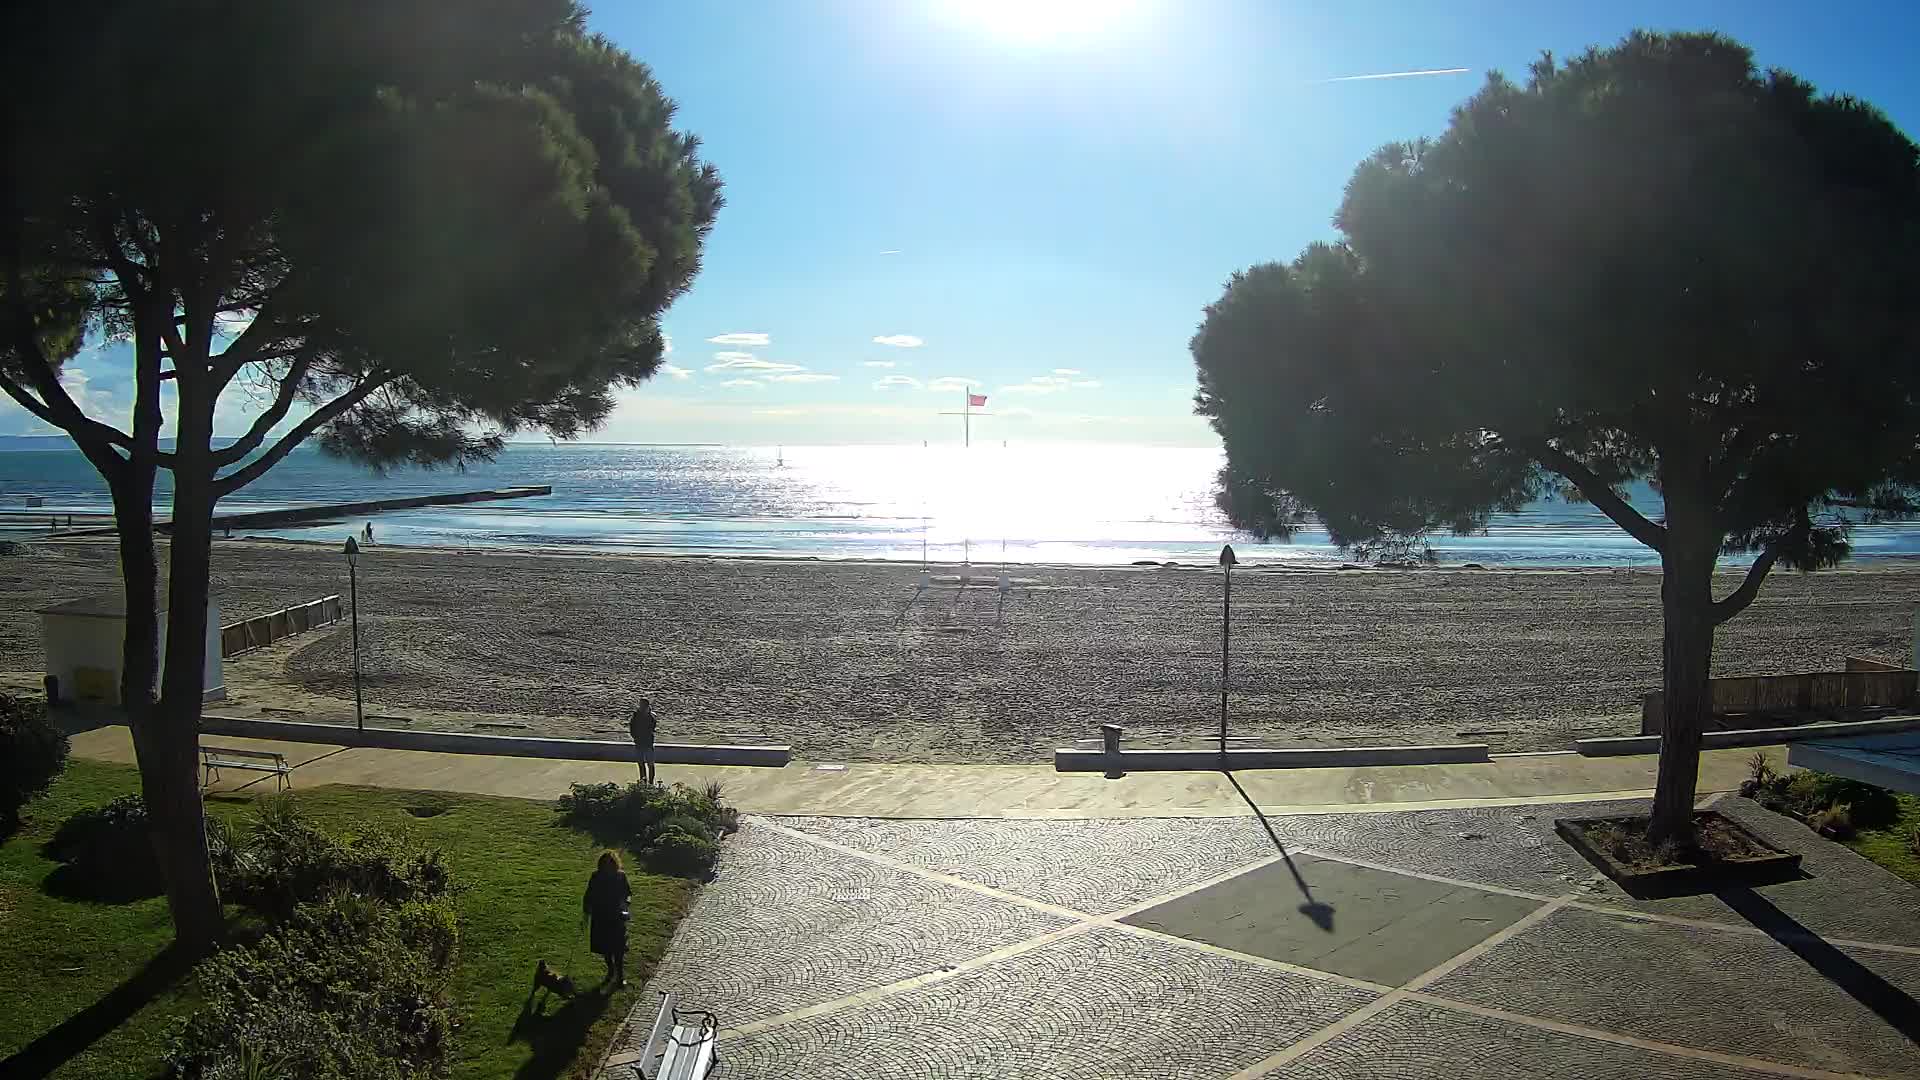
[1555,810,1802,895]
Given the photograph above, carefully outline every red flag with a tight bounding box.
[967,393,988,407]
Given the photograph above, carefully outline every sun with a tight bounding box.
[944,0,1145,43]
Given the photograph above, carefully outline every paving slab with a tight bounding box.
[1425,905,1920,1077]
[774,815,1281,914]
[1121,855,1543,987]
[1278,999,1790,1080]
[714,926,1378,1080]
[636,821,1071,1029]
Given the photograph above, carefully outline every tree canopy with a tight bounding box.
[0,0,720,951]
[1199,32,1920,571]
[1192,30,1920,839]
[1,0,720,479]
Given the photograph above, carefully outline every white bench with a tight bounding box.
[199,745,291,791]
[607,992,716,1079]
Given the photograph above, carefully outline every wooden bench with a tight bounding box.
[199,745,291,791]
[604,992,716,1078]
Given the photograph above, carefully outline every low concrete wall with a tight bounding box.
[220,596,342,658]
[1640,667,1919,734]
[199,715,791,767]
[1054,743,1490,773]
[1578,714,1920,757]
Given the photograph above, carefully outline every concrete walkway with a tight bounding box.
[70,725,1780,818]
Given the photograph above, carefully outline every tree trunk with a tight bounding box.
[1649,525,1718,845]
[150,385,224,955]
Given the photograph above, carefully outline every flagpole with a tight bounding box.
[962,388,971,448]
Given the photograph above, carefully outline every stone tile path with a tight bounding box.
[606,797,1920,1079]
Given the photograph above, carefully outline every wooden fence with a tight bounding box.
[220,595,343,658]
[1640,660,1919,733]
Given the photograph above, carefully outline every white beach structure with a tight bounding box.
[39,594,223,706]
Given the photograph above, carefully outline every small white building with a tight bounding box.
[39,595,224,706]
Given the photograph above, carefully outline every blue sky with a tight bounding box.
[10,0,1920,447]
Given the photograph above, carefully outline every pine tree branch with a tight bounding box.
[1527,440,1668,553]
[210,373,392,497]
[209,351,318,467]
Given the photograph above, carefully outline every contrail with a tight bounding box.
[1319,67,1470,83]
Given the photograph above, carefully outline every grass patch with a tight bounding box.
[1842,791,1920,886]
[0,760,694,1079]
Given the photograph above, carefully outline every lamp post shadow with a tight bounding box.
[1225,770,1335,933]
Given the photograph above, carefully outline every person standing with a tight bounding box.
[582,850,631,989]
[628,698,657,784]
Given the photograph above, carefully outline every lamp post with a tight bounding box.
[344,535,364,732]
[1219,543,1236,766]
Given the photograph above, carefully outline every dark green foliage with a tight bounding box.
[642,827,720,878]
[220,795,452,922]
[167,893,458,1080]
[555,781,736,875]
[1747,769,1900,831]
[1194,30,1920,563]
[0,692,68,830]
[170,798,460,1079]
[1192,30,1920,838]
[45,794,160,898]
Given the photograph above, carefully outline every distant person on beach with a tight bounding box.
[364,521,374,544]
[629,698,657,784]
[582,850,631,988]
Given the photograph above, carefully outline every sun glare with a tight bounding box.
[946,0,1145,43]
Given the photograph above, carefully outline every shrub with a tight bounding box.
[169,892,457,1080]
[0,693,68,831]
[1807,774,1899,830]
[644,827,720,877]
[223,796,450,921]
[1808,803,1855,840]
[46,794,161,897]
[555,779,737,875]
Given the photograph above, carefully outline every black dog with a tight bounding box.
[534,959,577,999]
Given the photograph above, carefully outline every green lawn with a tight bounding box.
[1843,790,1920,886]
[0,759,694,1079]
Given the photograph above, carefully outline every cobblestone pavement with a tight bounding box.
[607,798,1920,1080]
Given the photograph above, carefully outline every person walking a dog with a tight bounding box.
[583,850,631,989]
[629,698,657,784]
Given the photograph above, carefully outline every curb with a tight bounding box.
[1053,743,1491,772]
[199,715,791,767]
[1575,714,1920,757]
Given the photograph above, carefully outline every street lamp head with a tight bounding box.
[344,535,359,566]
[1218,543,1237,569]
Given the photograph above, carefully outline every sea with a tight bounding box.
[3,441,1919,567]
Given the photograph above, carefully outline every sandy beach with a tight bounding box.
[5,538,1919,762]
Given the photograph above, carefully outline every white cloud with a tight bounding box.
[706,356,805,373]
[753,407,807,416]
[764,372,840,384]
[1072,379,1101,389]
[879,249,902,256]
[872,335,924,348]
[1053,368,1082,376]
[711,351,757,362]
[662,333,673,355]
[862,360,896,369]
[1031,376,1072,387]
[721,379,764,389]
[658,363,692,380]
[872,375,921,390]
[925,376,980,392]
[707,332,771,347]
[997,383,1061,396]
